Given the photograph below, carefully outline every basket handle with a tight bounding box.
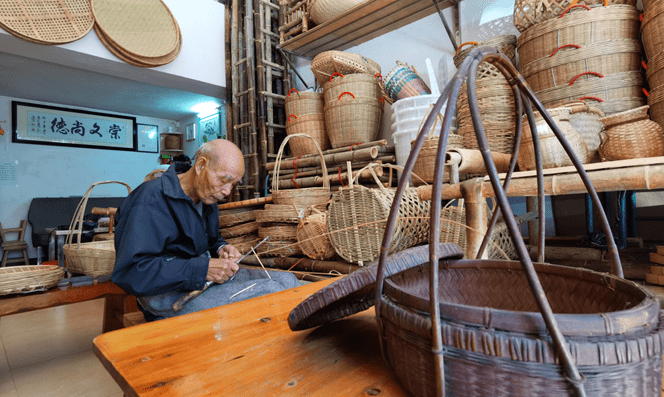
[374,73,383,82]
[550,44,580,57]
[351,162,428,193]
[272,133,329,194]
[455,41,478,56]
[287,114,298,122]
[569,71,603,86]
[417,104,444,140]
[642,60,648,70]
[577,96,604,102]
[560,4,590,18]
[598,130,612,161]
[65,181,132,249]
[329,72,344,82]
[338,92,355,100]
[288,88,299,97]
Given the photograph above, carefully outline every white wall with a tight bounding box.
[0,95,176,259]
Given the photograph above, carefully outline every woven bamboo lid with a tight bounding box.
[287,243,463,331]
[92,0,178,58]
[0,0,94,44]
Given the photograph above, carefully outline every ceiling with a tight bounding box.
[0,51,225,121]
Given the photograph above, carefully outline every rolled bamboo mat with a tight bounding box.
[0,0,94,44]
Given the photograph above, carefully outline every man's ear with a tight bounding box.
[195,156,208,174]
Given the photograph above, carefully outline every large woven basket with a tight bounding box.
[322,72,384,103]
[327,164,429,265]
[567,101,605,163]
[598,105,664,160]
[457,77,516,154]
[453,35,518,79]
[513,0,637,33]
[641,1,664,59]
[311,51,381,87]
[297,207,336,260]
[649,86,664,127]
[285,114,330,157]
[518,107,589,170]
[285,89,324,116]
[324,92,383,148]
[517,5,640,63]
[520,38,642,93]
[646,50,664,91]
[272,133,331,207]
[378,258,664,397]
[0,265,65,295]
[63,181,131,278]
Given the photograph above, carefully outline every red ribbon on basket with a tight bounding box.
[287,114,298,122]
[578,96,604,102]
[550,44,581,57]
[560,4,590,18]
[329,72,344,82]
[643,61,648,70]
[644,88,650,97]
[291,155,303,189]
[339,92,356,100]
[569,71,604,86]
[350,143,361,151]
[374,73,383,82]
[288,88,299,97]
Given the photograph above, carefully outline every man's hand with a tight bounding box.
[218,244,241,259]
[207,257,240,283]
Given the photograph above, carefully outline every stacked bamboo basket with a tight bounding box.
[285,88,329,157]
[644,0,664,128]
[455,36,519,156]
[517,3,644,116]
[218,201,262,255]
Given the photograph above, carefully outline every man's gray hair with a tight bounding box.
[195,141,218,166]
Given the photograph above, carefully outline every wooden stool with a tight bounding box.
[0,220,30,267]
[91,207,117,242]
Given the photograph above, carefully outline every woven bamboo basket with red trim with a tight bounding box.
[285,113,330,157]
[641,0,664,59]
[311,51,381,87]
[513,0,636,33]
[323,92,383,149]
[453,35,518,78]
[285,89,324,116]
[322,72,385,103]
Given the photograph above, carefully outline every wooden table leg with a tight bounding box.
[461,178,488,259]
[103,295,128,333]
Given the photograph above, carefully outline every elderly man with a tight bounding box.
[113,139,299,321]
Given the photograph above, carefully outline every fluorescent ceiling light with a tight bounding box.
[191,101,219,118]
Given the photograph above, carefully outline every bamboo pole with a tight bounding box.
[276,165,385,189]
[270,140,389,164]
[417,164,664,201]
[240,256,360,274]
[273,155,396,178]
[266,146,390,171]
[245,0,260,198]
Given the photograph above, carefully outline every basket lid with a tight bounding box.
[287,243,463,331]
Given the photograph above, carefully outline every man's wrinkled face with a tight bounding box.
[196,159,244,205]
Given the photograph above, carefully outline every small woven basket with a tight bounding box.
[311,51,381,87]
[457,77,516,154]
[309,0,367,25]
[323,92,383,148]
[384,61,431,102]
[513,0,637,33]
[453,35,518,79]
[285,89,324,116]
[327,164,430,265]
[0,265,65,296]
[285,113,330,157]
[518,107,589,170]
[63,181,131,277]
[598,105,664,161]
[272,133,331,207]
[297,207,336,260]
[567,101,605,163]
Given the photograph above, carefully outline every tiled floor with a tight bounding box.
[0,299,123,397]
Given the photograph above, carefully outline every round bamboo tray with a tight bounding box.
[598,105,664,160]
[0,265,65,295]
[517,5,640,64]
[518,107,589,170]
[311,51,381,87]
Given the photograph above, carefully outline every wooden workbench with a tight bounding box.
[93,278,406,397]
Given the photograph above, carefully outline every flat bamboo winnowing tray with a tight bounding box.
[0,0,94,44]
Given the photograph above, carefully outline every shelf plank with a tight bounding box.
[280,0,460,58]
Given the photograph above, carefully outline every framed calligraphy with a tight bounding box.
[137,124,159,153]
[11,101,137,151]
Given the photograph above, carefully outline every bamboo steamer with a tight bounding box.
[518,107,589,170]
[517,5,640,65]
[598,105,664,160]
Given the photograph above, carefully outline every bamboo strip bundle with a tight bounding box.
[220,221,259,239]
[219,211,256,228]
[240,255,360,274]
[276,165,385,189]
[265,141,393,171]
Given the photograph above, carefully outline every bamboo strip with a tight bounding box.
[265,145,394,171]
[417,163,664,200]
[240,256,360,274]
[272,139,388,164]
[218,196,273,210]
[272,155,396,177]
[276,165,385,189]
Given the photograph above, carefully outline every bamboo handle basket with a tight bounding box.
[372,46,663,397]
[285,88,324,116]
[272,133,331,207]
[452,36,518,79]
[0,265,65,296]
[327,163,430,265]
[63,181,131,278]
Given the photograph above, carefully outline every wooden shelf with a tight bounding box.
[160,132,184,153]
[279,0,461,58]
